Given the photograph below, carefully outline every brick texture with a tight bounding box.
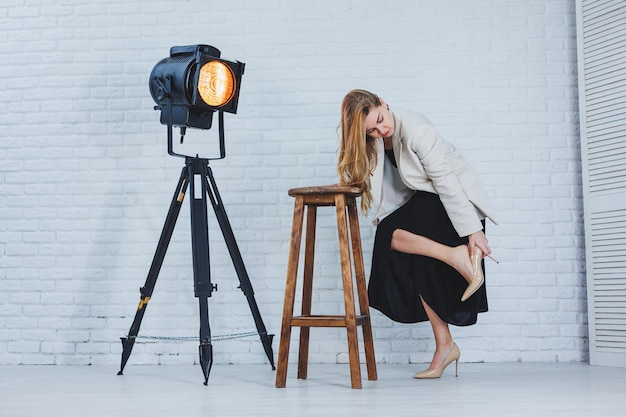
[0,0,585,366]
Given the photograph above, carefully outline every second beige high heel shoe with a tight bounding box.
[461,247,484,302]
[413,343,460,379]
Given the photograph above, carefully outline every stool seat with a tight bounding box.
[288,184,362,196]
[275,184,377,389]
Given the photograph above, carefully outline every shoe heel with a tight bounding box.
[487,254,499,264]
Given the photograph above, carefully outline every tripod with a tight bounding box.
[117,154,275,384]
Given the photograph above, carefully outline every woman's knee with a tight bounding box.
[390,229,410,251]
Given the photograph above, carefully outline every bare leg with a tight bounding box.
[391,229,473,283]
[420,296,455,370]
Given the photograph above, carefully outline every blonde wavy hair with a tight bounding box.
[337,89,382,214]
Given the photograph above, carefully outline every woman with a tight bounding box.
[337,89,498,379]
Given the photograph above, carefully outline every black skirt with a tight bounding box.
[368,190,488,326]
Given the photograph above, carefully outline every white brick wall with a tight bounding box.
[0,0,585,366]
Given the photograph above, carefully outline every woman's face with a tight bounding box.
[364,100,394,139]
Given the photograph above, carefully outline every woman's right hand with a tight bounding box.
[468,230,491,259]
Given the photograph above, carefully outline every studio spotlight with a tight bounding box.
[149,44,245,156]
[118,45,274,384]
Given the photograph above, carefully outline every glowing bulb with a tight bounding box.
[197,61,236,107]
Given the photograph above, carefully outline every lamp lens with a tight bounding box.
[197,61,236,107]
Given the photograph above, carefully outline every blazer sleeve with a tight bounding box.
[405,123,484,237]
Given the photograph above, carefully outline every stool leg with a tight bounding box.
[348,199,377,381]
[335,194,362,389]
[275,196,305,388]
[297,206,317,380]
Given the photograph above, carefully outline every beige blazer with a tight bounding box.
[370,107,499,237]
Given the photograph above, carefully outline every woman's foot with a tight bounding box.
[450,245,474,284]
[413,343,460,379]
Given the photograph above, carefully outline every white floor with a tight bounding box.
[1,362,625,417]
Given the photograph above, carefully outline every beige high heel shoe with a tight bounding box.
[413,343,460,379]
[461,247,484,302]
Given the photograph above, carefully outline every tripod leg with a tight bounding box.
[204,166,275,369]
[188,158,216,383]
[118,166,189,376]
[198,296,213,385]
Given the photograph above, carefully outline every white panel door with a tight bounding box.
[576,0,626,367]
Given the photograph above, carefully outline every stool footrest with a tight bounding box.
[291,315,369,328]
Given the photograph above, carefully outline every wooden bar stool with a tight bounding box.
[275,184,377,389]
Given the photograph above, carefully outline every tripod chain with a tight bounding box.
[136,331,259,342]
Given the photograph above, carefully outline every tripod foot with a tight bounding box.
[118,337,136,376]
[199,342,213,384]
[262,334,276,370]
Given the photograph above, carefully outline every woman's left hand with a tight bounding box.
[468,230,491,258]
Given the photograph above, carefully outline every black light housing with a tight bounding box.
[150,44,245,130]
